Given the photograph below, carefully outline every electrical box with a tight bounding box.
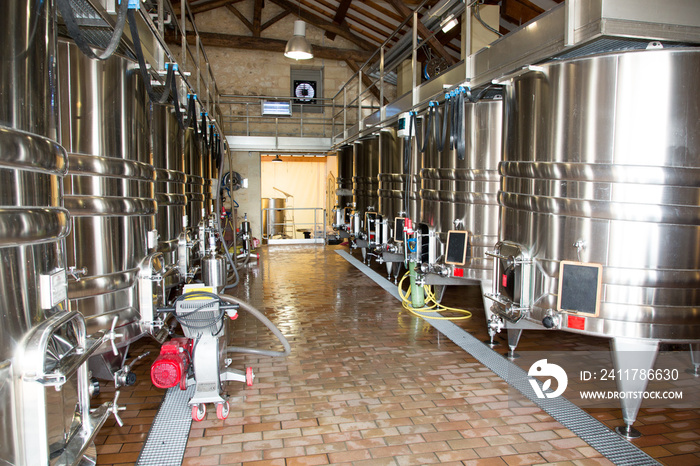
[397,112,412,138]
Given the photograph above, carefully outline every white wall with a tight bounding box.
[224,151,263,239]
[260,158,336,238]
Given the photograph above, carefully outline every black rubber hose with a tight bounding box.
[467,84,493,103]
[420,106,433,154]
[440,98,450,152]
[187,95,198,137]
[127,9,172,104]
[455,91,466,161]
[452,94,458,146]
[220,294,291,358]
[57,0,128,61]
[200,113,208,146]
[171,74,185,129]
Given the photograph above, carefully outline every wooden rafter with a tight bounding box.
[300,0,388,47]
[226,4,254,33]
[364,0,403,23]
[173,0,244,16]
[261,9,291,30]
[325,0,353,40]
[165,30,374,62]
[501,0,544,26]
[387,0,456,65]
[253,0,263,36]
[269,0,376,50]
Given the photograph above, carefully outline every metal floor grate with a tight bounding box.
[336,250,659,466]
[136,385,195,466]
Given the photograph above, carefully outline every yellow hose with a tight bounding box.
[398,271,473,321]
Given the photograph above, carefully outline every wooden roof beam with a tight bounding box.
[268,0,376,50]
[173,0,244,16]
[225,4,254,33]
[165,30,374,62]
[325,0,353,41]
[261,9,291,30]
[253,0,263,36]
[501,0,544,26]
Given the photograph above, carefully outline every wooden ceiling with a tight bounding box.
[165,0,563,67]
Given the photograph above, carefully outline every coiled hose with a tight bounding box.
[398,272,473,321]
[220,294,291,358]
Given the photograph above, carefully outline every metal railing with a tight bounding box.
[262,207,327,244]
[220,94,353,139]
[330,0,453,145]
[139,0,226,132]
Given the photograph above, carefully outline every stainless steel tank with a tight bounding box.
[262,197,286,238]
[495,48,700,341]
[420,105,443,233]
[58,40,156,359]
[421,98,502,282]
[492,48,700,433]
[336,144,354,209]
[153,103,186,266]
[0,3,106,464]
[352,135,379,219]
[379,124,422,224]
[185,126,205,229]
[378,127,402,222]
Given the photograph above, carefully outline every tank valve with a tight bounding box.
[486,313,504,347]
[89,377,101,398]
[68,266,88,281]
[542,313,560,329]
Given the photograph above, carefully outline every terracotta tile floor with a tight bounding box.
[94,245,700,466]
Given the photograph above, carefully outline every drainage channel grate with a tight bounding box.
[337,250,659,466]
[136,384,195,466]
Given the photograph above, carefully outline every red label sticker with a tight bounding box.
[568,315,586,330]
[502,274,508,288]
[453,268,464,277]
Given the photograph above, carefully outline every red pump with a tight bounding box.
[150,337,192,389]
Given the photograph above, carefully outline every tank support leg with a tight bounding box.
[361,247,367,263]
[506,328,522,360]
[386,261,392,280]
[688,343,700,377]
[481,281,501,346]
[611,337,659,439]
[433,285,446,304]
[392,262,402,284]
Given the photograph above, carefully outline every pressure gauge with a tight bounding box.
[293,80,316,103]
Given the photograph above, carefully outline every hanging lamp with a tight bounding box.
[284,20,313,60]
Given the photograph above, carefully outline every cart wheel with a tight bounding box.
[246,367,254,386]
[191,403,206,422]
[180,374,187,391]
[216,401,230,420]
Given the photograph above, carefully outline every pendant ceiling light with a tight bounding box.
[284,20,313,60]
[272,155,283,162]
